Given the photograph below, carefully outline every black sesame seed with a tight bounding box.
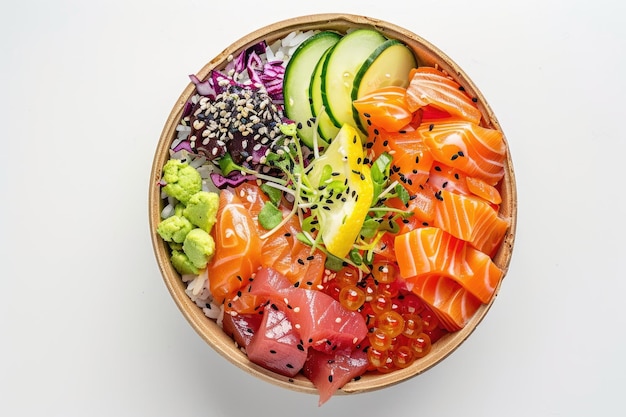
[363,112,371,118]
[297,122,303,129]
[294,281,300,287]
[451,154,459,161]
[373,128,379,135]
[270,350,277,354]
[297,258,305,265]
[458,151,465,157]
[429,123,434,131]
[328,375,333,383]
[271,303,278,310]
[306,255,315,261]
[286,364,294,369]
[472,97,478,102]
[297,344,305,351]
[442,181,448,188]
[434,165,442,172]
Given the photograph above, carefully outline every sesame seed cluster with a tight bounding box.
[186,84,284,164]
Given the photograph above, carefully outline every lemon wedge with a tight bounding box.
[307,124,374,259]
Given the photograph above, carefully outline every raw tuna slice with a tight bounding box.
[302,347,369,406]
[245,304,307,378]
[230,267,368,354]
[222,311,263,348]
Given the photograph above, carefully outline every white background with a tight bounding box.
[2,1,625,416]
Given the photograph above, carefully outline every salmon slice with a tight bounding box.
[394,227,502,304]
[407,275,482,331]
[433,188,509,256]
[385,182,437,233]
[418,118,506,185]
[466,176,502,205]
[367,128,434,194]
[207,188,262,303]
[405,67,482,124]
[235,182,326,290]
[428,162,471,195]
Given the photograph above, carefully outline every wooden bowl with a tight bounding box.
[149,13,517,396]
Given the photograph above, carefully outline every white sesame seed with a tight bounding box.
[293,307,300,313]
[295,324,301,329]
[335,317,342,324]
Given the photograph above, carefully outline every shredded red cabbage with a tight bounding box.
[191,40,285,101]
[210,171,257,189]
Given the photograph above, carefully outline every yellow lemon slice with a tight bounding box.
[307,124,373,259]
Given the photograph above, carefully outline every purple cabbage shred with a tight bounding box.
[210,171,256,189]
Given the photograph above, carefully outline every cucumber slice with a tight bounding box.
[284,31,341,148]
[321,29,387,130]
[351,39,417,131]
[309,47,340,141]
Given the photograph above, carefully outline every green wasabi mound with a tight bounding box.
[183,228,215,269]
[162,159,202,204]
[170,249,200,275]
[157,215,193,243]
[183,191,219,232]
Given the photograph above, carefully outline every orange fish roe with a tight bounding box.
[321,262,448,373]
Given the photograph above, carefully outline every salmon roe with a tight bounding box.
[322,260,448,373]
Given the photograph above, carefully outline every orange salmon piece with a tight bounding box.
[394,227,502,304]
[405,67,482,125]
[466,176,502,205]
[433,188,509,256]
[207,188,262,303]
[418,118,506,186]
[407,275,482,331]
[235,182,326,290]
[367,128,434,194]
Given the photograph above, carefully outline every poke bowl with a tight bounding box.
[149,13,517,405]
